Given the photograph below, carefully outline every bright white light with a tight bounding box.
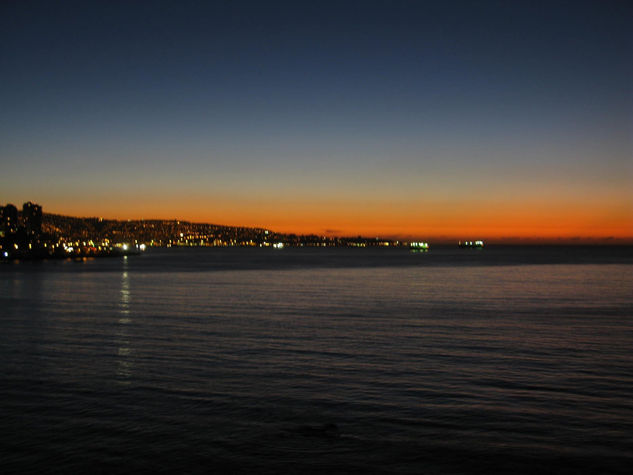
[139,244,146,251]
[122,244,129,251]
[273,242,284,249]
[3,252,8,257]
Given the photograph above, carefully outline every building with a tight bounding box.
[22,201,43,236]
[1,203,19,235]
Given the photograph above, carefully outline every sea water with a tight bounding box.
[1,246,632,474]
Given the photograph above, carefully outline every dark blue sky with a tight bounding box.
[1,1,631,239]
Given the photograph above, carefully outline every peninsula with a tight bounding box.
[1,201,413,260]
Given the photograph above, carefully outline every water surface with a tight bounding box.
[1,246,632,473]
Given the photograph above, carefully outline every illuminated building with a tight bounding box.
[1,203,18,235]
[22,201,43,236]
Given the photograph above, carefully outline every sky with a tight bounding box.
[1,0,631,242]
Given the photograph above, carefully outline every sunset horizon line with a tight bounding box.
[38,207,633,246]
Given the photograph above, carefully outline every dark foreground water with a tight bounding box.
[1,246,632,474]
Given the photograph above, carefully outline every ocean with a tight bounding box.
[1,246,632,474]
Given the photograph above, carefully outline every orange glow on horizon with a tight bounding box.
[39,194,633,244]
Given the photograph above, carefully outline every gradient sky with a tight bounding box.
[1,0,631,242]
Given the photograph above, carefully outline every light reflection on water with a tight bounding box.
[0,247,632,474]
[117,257,132,381]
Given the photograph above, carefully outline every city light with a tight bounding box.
[458,240,484,248]
[2,200,449,259]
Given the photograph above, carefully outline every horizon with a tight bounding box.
[1,1,631,243]
[2,202,627,244]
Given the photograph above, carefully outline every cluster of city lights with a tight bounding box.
[459,240,484,248]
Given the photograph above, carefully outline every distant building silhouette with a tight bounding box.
[1,201,44,256]
[23,201,42,236]
[1,203,19,235]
